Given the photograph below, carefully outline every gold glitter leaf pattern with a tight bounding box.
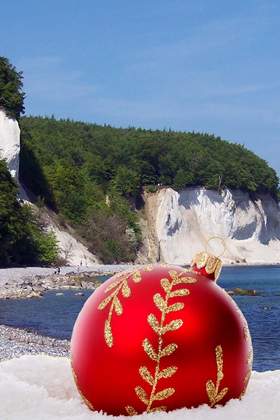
[160,278,171,293]
[149,406,167,413]
[131,269,194,413]
[114,297,123,315]
[174,276,198,285]
[104,319,113,348]
[169,289,190,298]
[166,302,184,313]
[161,319,183,334]
[99,268,153,347]
[132,271,142,283]
[160,343,178,357]
[97,294,114,310]
[168,270,180,279]
[105,279,123,292]
[143,338,158,361]
[206,345,228,407]
[135,386,149,405]
[153,293,166,311]
[216,388,229,402]
[147,313,161,334]
[206,380,215,396]
[121,281,131,298]
[158,366,177,379]
[139,366,154,386]
[153,388,175,401]
[125,406,138,416]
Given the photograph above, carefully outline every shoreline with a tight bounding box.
[0,270,103,299]
[0,263,279,299]
[0,324,69,362]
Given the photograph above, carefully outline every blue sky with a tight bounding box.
[1,0,280,174]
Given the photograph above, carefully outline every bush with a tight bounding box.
[80,210,138,264]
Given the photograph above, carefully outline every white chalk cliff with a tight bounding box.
[0,109,20,180]
[42,209,99,265]
[0,109,98,266]
[142,188,280,265]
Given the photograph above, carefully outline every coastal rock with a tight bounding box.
[142,187,280,265]
[227,288,258,296]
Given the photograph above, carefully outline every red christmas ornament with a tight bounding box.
[71,252,253,416]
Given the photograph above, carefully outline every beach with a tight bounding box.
[0,265,131,299]
[0,262,279,300]
[0,325,69,361]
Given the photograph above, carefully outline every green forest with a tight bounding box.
[0,57,58,267]
[0,159,58,266]
[20,116,280,263]
[1,55,280,265]
[20,117,279,201]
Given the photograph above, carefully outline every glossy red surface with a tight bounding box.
[71,265,252,415]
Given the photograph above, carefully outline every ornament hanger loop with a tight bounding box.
[206,236,226,258]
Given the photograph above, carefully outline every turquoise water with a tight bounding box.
[0,266,279,371]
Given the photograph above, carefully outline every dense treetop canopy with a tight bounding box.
[0,57,25,119]
[21,116,279,201]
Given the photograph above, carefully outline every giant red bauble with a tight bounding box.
[71,262,252,415]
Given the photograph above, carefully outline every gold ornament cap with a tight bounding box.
[191,251,222,281]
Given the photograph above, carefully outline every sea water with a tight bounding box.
[0,266,279,371]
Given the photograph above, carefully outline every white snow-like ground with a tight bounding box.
[0,356,279,420]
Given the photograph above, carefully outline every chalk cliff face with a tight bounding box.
[0,109,20,180]
[142,188,280,265]
[41,210,99,265]
[0,109,98,266]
